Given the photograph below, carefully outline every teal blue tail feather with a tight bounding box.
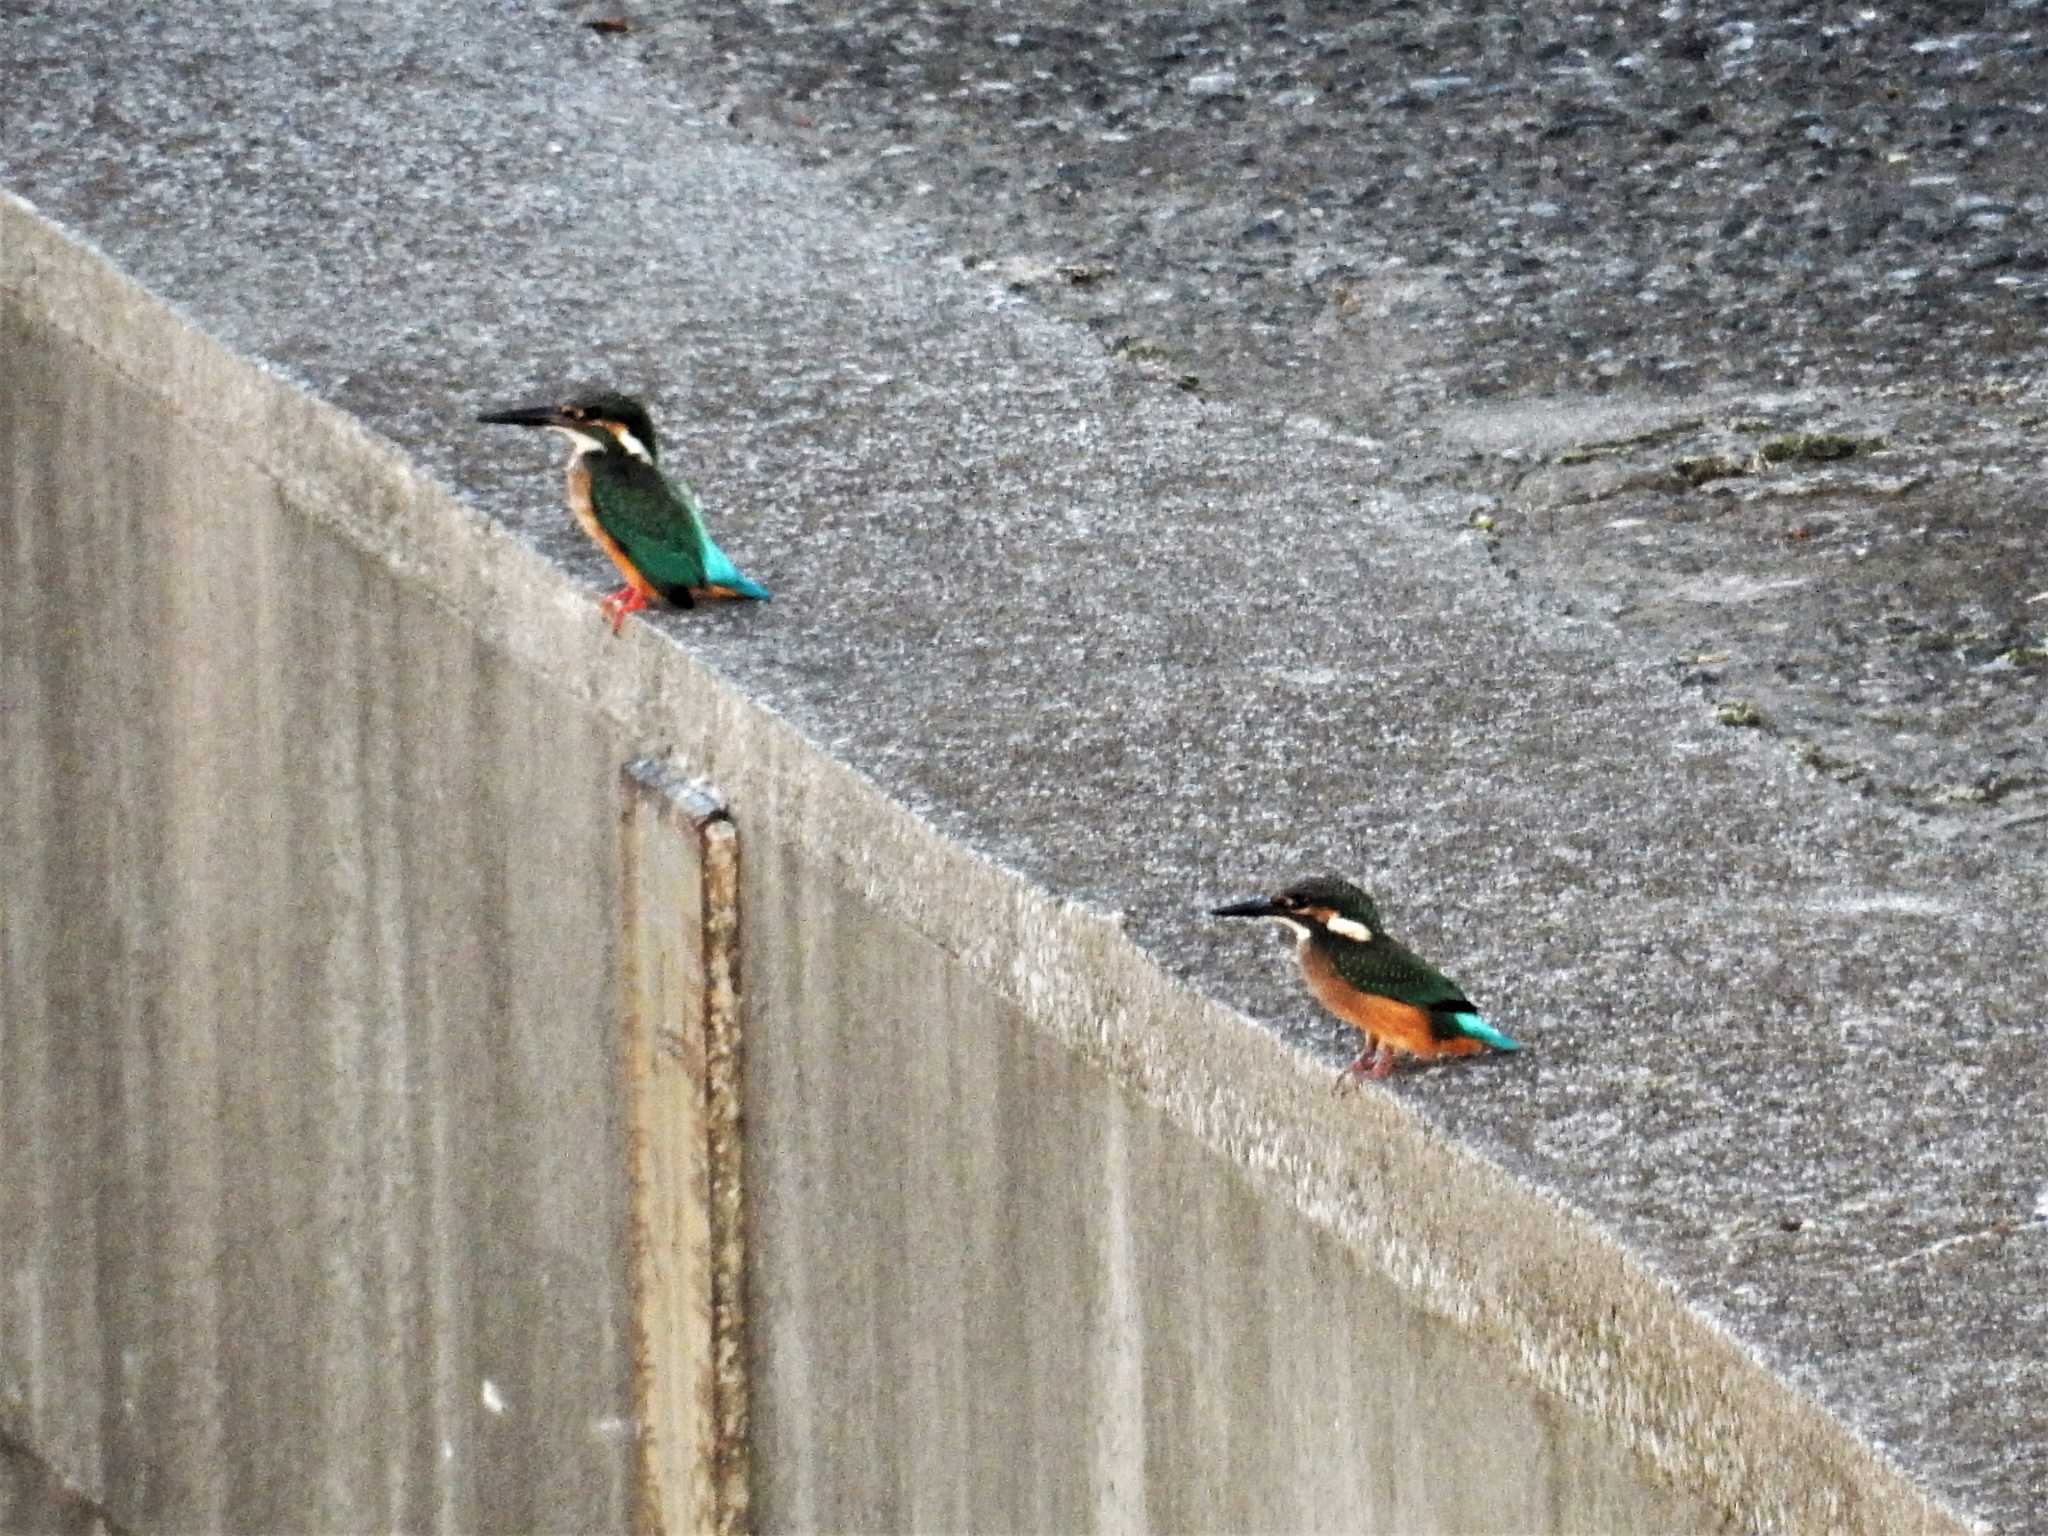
[1447,1010,1521,1052]
[703,538,771,600]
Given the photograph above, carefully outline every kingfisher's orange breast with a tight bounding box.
[1298,944,1483,1060]
[566,459,658,600]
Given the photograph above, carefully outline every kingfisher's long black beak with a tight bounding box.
[476,402,567,429]
[1212,896,1284,919]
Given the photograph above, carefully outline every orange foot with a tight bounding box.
[599,585,650,635]
[1335,1040,1395,1093]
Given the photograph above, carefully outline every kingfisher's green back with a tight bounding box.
[588,458,712,599]
[1325,932,1472,1012]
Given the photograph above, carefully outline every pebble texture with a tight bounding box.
[3,1,2045,1529]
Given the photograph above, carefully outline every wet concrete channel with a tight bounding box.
[658,0,2048,839]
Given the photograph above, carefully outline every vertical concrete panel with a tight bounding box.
[0,302,637,1532]
[741,840,1733,1534]
[2,322,210,1522]
[743,840,1085,1532]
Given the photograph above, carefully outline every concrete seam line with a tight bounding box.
[618,764,753,1535]
[698,813,750,1536]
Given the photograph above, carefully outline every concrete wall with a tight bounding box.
[2,284,639,1530]
[2,202,1949,1533]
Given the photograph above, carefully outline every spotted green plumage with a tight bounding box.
[587,456,767,602]
[1323,924,1472,1018]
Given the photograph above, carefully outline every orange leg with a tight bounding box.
[599,585,650,634]
[1335,1037,1394,1092]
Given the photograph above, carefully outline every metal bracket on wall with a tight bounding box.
[619,759,749,1536]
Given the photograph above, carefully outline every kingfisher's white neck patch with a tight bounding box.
[605,423,655,463]
[1323,913,1374,944]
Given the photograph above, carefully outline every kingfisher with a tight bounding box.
[1212,876,1521,1085]
[478,391,771,633]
